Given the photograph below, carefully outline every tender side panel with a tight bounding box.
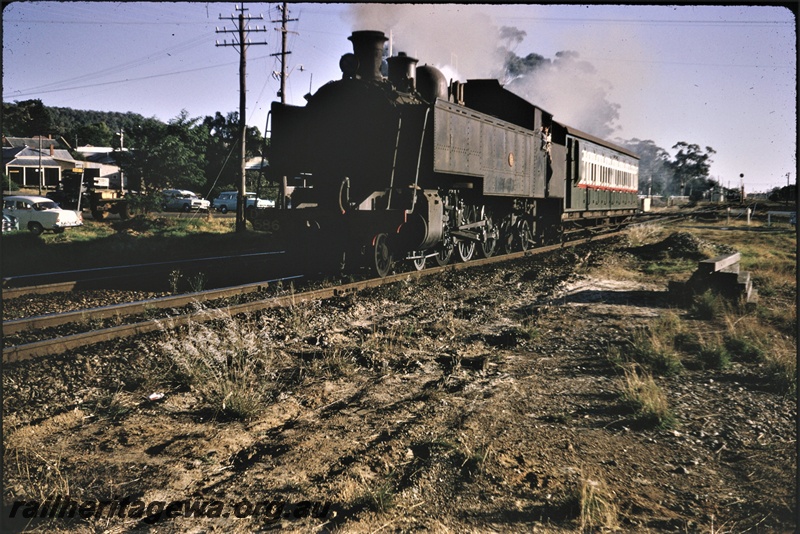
[432,100,541,198]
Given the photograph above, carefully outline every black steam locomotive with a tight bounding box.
[254,30,639,276]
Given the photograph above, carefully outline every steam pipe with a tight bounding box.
[409,107,431,214]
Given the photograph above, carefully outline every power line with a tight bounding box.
[4,55,273,99]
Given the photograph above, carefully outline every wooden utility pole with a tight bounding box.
[272,3,297,105]
[271,3,297,209]
[216,5,267,232]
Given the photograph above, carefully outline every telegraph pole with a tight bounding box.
[216,5,268,232]
[272,3,297,105]
[270,3,297,209]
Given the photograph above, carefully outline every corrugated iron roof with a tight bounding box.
[3,136,62,149]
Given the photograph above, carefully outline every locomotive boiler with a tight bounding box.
[253,30,640,276]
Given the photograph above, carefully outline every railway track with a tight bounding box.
[1,250,286,295]
[3,231,625,363]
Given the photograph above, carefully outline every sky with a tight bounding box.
[2,2,796,192]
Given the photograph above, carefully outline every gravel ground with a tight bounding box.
[2,234,795,533]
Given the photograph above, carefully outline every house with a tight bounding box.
[2,136,125,191]
[75,146,126,189]
[2,136,77,190]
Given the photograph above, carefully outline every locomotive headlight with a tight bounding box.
[339,53,359,78]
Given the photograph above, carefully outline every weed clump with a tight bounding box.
[618,368,676,429]
[158,312,289,419]
[613,312,685,376]
[577,475,619,532]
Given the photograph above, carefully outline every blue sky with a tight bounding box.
[2,2,796,192]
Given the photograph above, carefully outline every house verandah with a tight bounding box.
[3,136,77,190]
[2,136,116,192]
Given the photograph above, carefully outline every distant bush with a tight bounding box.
[3,174,20,191]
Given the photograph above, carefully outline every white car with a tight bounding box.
[3,195,83,235]
[212,191,274,214]
[161,189,211,212]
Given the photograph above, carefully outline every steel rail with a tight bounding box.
[2,281,79,299]
[2,231,624,364]
[2,275,304,336]
[1,250,285,293]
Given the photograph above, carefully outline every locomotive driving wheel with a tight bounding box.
[519,219,533,251]
[373,233,393,278]
[501,218,516,254]
[480,213,498,258]
[456,205,477,262]
[434,240,453,267]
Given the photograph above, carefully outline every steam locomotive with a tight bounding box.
[254,30,639,276]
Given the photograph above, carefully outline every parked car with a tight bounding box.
[161,189,210,212]
[2,195,83,235]
[2,213,19,233]
[212,191,274,214]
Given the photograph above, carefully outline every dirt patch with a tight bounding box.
[3,239,795,532]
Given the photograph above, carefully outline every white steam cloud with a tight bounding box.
[344,4,505,81]
[344,4,645,139]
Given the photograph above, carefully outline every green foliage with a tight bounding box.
[2,99,53,136]
[3,174,20,191]
[124,190,164,214]
[668,142,716,197]
[698,343,732,370]
[724,335,764,361]
[75,121,113,147]
[690,290,728,320]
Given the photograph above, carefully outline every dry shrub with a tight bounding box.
[625,223,665,246]
[158,312,291,419]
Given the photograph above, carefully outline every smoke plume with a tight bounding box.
[344,5,626,138]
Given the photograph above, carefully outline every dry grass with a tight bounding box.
[612,311,685,376]
[578,474,619,532]
[157,312,292,419]
[3,409,84,502]
[619,367,676,429]
[625,223,666,246]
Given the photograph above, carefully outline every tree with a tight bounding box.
[75,121,113,147]
[2,99,53,136]
[668,142,716,197]
[202,111,264,197]
[117,111,208,193]
[616,138,673,196]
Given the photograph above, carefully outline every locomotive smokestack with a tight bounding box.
[348,30,387,82]
[387,52,418,92]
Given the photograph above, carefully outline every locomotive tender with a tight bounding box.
[254,30,639,276]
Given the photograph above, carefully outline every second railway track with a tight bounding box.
[3,231,624,363]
